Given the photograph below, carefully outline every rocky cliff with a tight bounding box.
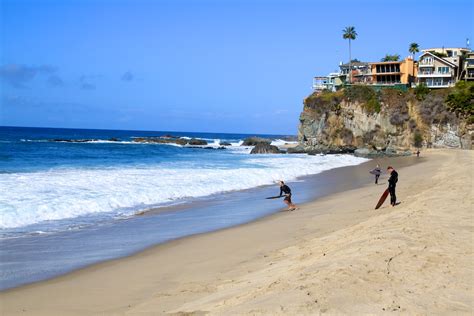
[294,84,473,156]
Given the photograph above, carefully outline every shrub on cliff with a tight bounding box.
[304,90,343,114]
[418,90,456,125]
[343,85,375,103]
[414,84,430,100]
[413,130,423,148]
[445,81,474,123]
[343,85,381,113]
[381,88,409,126]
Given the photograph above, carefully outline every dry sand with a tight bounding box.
[1,149,472,315]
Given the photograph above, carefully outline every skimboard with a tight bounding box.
[375,189,389,209]
[266,196,284,199]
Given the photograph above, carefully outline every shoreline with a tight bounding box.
[2,150,472,315]
[0,154,418,291]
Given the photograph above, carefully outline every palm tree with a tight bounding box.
[409,42,419,84]
[342,26,357,84]
[381,54,400,62]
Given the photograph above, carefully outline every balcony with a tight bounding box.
[417,71,453,78]
[424,83,454,88]
[418,61,434,67]
[373,72,401,76]
[419,78,454,88]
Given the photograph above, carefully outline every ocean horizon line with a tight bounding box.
[0,125,297,137]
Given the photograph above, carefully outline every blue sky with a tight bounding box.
[1,0,473,134]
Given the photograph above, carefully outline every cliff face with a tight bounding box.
[296,86,472,155]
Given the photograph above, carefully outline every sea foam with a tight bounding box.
[0,154,368,229]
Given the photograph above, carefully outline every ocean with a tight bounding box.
[0,126,369,289]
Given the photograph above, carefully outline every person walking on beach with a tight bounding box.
[278,181,296,211]
[387,166,398,206]
[370,164,382,184]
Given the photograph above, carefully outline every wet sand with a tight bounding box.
[1,150,472,315]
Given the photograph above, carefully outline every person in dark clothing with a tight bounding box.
[387,166,398,206]
[371,164,381,184]
[279,181,296,211]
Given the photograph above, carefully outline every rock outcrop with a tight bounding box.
[188,138,208,146]
[132,136,207,146]
[297,86,473,156]
[242,137,271,146]
[250,143,281,154]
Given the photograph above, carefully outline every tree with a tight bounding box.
[445,81,474,121]
[432,51,447,58]
[409,43,419,84]
[413,130,423,148]
[342,26,357,84]
[414,83,430,100]
[381,54,400,62]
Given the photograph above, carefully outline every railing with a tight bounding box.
[421,80,454,87]
[425,83,453,87]
[417,71,454,77]
[373,71,401,74]
[373,81,402,85]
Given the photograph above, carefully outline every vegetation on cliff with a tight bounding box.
[303,90,343,114]
[304,83,473,126]
[446,81,474,123]
[299,83,473,153]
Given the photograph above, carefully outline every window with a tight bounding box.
[437,66,449,74]
[421,57,434,65]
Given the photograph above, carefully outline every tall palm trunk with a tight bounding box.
[348,39,352,84]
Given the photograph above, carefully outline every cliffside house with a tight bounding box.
[369,57,415,86]
[312,73,344,92]
[463,51,474,80]
[417,52,458,88]
[310,47,472,93]
[417,47,470,88]
[422,47,469,68]
[339,61,372,84]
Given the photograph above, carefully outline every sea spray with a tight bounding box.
[0,154,367,229]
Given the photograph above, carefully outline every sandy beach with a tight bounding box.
[1,149,472,315]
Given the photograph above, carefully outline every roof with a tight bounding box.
[340,61,369,67]
[419,51,457,68]
[422,47,470,52]
[369,60,403,65]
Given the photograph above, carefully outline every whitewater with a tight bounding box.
[0,154,366,229]
[0,127,368,235]
[0,126,373,290]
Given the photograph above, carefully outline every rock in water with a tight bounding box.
[250,143,281,154]
[287,145,307,154]
[241,137,271,146]
[188,138,208,146]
